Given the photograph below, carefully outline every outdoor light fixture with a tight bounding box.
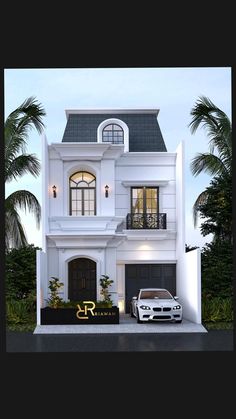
[105,185,109,198]
[52,185,57,198]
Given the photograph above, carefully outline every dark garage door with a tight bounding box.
[125,264,176,313]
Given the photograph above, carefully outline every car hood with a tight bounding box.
[138,299,180,307]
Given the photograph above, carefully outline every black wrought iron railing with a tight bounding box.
[126,213,167,230]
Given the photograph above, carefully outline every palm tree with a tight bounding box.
[189,96,232,227]
[5,97,46,250]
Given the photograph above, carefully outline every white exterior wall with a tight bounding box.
[175,142,186,299]
[36,250,47,324]
[37,131,201,323]
[181,249,201,323]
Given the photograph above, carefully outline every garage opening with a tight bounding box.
[125,264,176,313]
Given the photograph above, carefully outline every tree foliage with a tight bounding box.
[197,176,232,242]
[201,240,233,298]
[5,244,41,299]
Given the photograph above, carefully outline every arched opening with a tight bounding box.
[69,171,96,216]
[68,257,97,301]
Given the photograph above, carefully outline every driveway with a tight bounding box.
[6,329,233,351]
[33,315,207,334]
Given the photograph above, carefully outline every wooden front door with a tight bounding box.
[68,258,97,301]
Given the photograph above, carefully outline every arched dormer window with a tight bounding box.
[102,123,124,144]
[97,118,129,152]
[69,171,96,216]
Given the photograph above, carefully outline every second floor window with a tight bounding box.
[131,187,159,214]
[69,171,96,216]
[102,124,124,144]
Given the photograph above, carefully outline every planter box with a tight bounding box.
[41,307,119,325]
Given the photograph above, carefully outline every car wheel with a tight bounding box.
[137,309,142,324]
[175,320,182,323]
[130,305,135,317]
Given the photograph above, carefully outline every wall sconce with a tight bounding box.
[52,185,57,198]
[105,185,109,198]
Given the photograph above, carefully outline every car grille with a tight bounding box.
[153,315,171,320]
[153,307,171,312]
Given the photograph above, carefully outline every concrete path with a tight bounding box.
[34,315,207,334]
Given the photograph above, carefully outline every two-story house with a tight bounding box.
[36,109,201,326]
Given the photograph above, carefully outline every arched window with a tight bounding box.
[102,123,124,144]
[69,171,96,216]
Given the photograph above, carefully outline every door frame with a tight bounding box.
[61,254,102,302]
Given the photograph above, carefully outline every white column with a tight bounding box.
[100,160,115,215]
[105,247,118,306]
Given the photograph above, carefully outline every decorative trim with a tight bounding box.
[65,109,160,118]
[122,180,169,187]
[122,229,176,240]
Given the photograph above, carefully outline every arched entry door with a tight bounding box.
[68,258,97,301]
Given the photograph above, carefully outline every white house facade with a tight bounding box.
[36,109,201,325]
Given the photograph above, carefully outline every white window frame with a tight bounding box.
[97,118,129,152]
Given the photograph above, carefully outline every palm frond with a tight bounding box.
[5,96,46,136]
[5,154,40,183]
[5,202,28,250]
[189,96,226,134]
[193,190,209,227]
[190,153,228,177]
[6,190,41,228]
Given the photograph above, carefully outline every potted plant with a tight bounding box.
[46,277,64,308]
[99,275,114,307]
[41,275,119,324]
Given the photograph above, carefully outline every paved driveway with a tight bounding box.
[6,330,233,351]
[34,315,207,334]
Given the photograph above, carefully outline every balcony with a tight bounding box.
[126,213,167,230]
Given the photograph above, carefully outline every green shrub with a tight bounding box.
[46,277,64,308]
[202,297,233,322]
[6,300,33,324]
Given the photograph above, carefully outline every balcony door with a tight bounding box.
[131,187,159,228]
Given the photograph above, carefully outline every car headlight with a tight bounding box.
[140,305,151,310]
[173,305,181,310]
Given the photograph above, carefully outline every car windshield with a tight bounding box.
[140,290,173,299]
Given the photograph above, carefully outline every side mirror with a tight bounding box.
[132,296,137,300]
[174,296,179,300]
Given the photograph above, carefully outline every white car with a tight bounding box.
[130,288,182,323]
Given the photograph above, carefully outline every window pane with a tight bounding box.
[83,172,95,183]
[89,190,94,199]
[71,190,77,199]
[89,201,94,210]
[77,181,88,187]
[104,124,113,131]
[89,180,95,187]
[76,190,82,199]
[84,190,89,199]
[70,173,83,184]
[70,179,77,187]
[72,201,77,210]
